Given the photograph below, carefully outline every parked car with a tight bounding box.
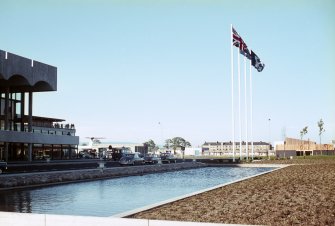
[79,150,94,159]
[0,161,7,174]
[119,152,145,166]
[144,154,162,164]
[111,147,132,161]
[160,153,177,163]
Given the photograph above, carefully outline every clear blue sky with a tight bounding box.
[1,0,334,146]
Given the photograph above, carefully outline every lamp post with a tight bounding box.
[158,122,163,152]
[268,118,271,159]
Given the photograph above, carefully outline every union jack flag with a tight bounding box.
[232,27,250,59]
[251,50,265,72]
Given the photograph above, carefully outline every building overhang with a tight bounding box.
[0,130,79,145]
[21,115,65,123]
[0,50,57,92]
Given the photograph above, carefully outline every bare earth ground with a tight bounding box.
[130,157,335,225]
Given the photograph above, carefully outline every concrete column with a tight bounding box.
[69,145,72,160]
[0,92,2,130]
[20,92,25,132]
[28,144,32,162]
[4,143,8,162]
[28,91,33,162]
[28,91,33,132]
[51,144,54,160]
[4,88,9,130]
[4,88,9,162]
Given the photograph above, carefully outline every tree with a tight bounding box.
[166,137,191,158]
[170,137,183,154]
[163,139,172,150]
[180,139,191,159]
[143,139,157,153]
[317,119,325,145]
[299,126,308,156]
[300,126,308,140]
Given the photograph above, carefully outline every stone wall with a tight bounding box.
[0,162,206,190]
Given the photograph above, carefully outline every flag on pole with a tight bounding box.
[232,27,251,59]
[251,50,265,72]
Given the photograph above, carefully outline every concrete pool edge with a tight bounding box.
[113,164,291,218]
[0,211,259,226]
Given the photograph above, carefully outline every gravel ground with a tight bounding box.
[130,157,335,225]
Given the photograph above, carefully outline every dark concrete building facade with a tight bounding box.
[0,50,79,162]
[275,137,334,158]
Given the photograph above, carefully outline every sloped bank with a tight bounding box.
[131,160,335,225]
[0,162,206,190]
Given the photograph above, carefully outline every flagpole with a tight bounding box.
[230,24,235,162]
[244,56,248,161]
[250,50,254,160]
[238,47,242,160]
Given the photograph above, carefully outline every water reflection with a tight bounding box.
[0,191,32,213]
[0,167,274,216]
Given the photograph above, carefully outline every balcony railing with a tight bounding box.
[0,125,77,136]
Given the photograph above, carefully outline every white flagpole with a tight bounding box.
[250,50,254,160]
[238,47,242,160]
[230,24,235,162]
[244,56,248,161]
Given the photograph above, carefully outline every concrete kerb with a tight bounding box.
[228,163,292,168]
[0,212,260,226]
[112,164,290,218]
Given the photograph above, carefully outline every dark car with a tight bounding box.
[119,152,145,166]
[79,150,94,159]
[144,154,162,164]
[111,147,132,161]
[160,153,177,163]
[0,161,7,174]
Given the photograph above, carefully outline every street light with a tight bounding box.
[268,118,271,159]
[158,122,163,152]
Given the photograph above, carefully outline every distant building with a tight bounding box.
[81,142,147,158]
[275,137,334,157]
[184,147,202,156]
[202,141,271,157]
[0,50,79,162]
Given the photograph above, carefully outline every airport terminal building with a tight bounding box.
[0,50,79,162]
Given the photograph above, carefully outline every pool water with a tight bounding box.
[0,167,274,217]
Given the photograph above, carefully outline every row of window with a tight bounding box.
[31,127,75,136]
[205,145,269,150]
[203,149,268,153]
[0,122,76,136]
[0,143,78,161]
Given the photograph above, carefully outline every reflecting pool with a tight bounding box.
[0,167,274,217]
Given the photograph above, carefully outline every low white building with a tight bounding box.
[184,147,202,156]
[202,141,272,157]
